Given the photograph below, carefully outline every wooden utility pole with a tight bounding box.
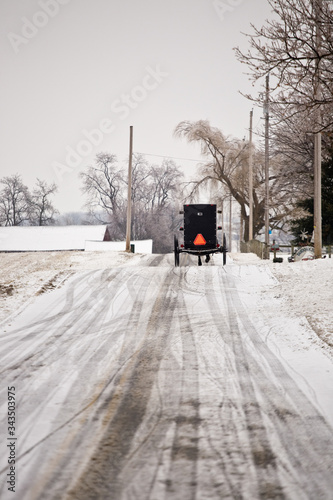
[248,109,253,241]
[314,0,322,258]
[221,198,224,234]
[240,145,245,243]
[264,75,270,259]
[229,193,232,252]
[314,132,322,258]
[125,126,133,252]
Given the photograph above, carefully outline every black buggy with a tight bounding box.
[174,204,227,267]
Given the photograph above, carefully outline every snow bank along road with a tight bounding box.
[0,253,333,499]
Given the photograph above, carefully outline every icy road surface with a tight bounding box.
[0,253,333,500]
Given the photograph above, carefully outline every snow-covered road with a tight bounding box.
[0,253,332,499]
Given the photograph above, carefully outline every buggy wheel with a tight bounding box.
[223,233,227,266]
[174,235,180,267]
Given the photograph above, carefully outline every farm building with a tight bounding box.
[0,225,111,252]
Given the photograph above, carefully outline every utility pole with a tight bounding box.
[249,109,253,241]
[220,198,223,239]
[314,131,322,258]
[240,143,245,243]
[125,125,133,252]
[314,0,322,258]
[264,74,270,259]
[229,193,232,253]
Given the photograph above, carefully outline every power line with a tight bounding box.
[134,151,202,162]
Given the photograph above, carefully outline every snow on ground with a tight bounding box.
[0,249,333,497]
[0,251,145,324]
[228,251,333,426]
[1,249,332,356]
[230,251,333,353]
[269,256,333,350]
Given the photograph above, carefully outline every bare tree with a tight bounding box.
[149,159,184,210]
[130,154,151,205]
[80,152,184,249]
[266,99,333,199]
[128,157,184,245]
[129,154,151,239]
[146,160,184,251]
[28,179,58,226]
[0,174,30,226]
[55,212,90,225]
[175,120,302,240]
[235,0,333,132]
[80,153,124,227]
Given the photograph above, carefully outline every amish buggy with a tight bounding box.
[174,204,227,267]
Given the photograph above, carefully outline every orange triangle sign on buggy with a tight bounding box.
[194,233,206,245]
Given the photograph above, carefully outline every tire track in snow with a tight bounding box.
[202,267,333,499]
[193,267,266,499]
[0,269,126,472]
[0,268,127,447]
[1,259,332,500]
[66,269,178,500]
[220,270,285,499]
[0,266,162,499]
[0,269,119,368]
[164,280,200,500]
[103,269,201,500]
[221,269,333,499]
[50,270,158,499]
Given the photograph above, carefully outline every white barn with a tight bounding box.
[0,225,111,252]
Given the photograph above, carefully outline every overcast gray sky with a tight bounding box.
[1,0,274,213]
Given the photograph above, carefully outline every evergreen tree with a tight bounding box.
[290,152,333,245]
